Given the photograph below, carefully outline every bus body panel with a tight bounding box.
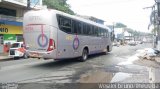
[24,25,49,51]
[56,31,107,59]
[23,10,58,59]
[56,30,73,59]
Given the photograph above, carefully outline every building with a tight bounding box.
[124,31,133,42]
[0,0,42,53]
[114,28,124,41]
[114,28,133,44]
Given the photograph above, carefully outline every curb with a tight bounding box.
[0,56,13,61]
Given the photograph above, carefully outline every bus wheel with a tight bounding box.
[80,49,88,62]
[103,46,109,55]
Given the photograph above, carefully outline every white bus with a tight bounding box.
[23,9,112,61]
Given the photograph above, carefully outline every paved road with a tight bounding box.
[0,43,152,84]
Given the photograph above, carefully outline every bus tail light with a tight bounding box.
[47,39,55,51]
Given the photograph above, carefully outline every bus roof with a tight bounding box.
[25,9,110,30]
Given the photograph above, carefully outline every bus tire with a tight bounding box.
[103,46,109,55]
[13,57,19,60]
[80,48,88,62]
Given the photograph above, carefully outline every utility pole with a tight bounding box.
[27,0,31,10]
[112,22,115,42]
[155,0,160,50]
[153,5,157,48]
[143,5,157,48]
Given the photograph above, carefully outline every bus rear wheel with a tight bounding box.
[80,49,88,62]
[103,46,109,55]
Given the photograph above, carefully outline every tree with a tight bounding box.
[43,0,75,15]
[125,28,134,34]
[125,28,148,36]
[151,26,158,34]
[115,22,127,28]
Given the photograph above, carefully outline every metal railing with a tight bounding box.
[0,15,23,22]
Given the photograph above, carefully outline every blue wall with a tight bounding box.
[0,19,22,26]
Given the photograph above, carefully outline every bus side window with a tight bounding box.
[94,26,98,37]
[72,20,82,34]
[103,29,107,37]
[87,25,92,35]
[99,28,103,37]
[100,29,103,37]
[98,28,101,37]
[72,20,77,33]
[83,23,87,35]
[58,16,71,33]
[90,26,94,36]
[106,30,109,38]
[101,29,105,37]
[77,22,82,34]
[104,29,108,38]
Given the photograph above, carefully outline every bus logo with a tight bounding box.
[37,34,48,47]
[73,37,79,50]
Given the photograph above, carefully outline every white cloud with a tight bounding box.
[67,0,155,32]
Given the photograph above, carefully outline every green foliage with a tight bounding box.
[43,0,75,15]
[125,28,149,36]
[125,28,134,34]
[151,26,158,34]
[113,22,149,36]
[115,22,127,28]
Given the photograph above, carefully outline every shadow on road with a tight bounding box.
[29,52,111,69]
[30,59,79,69]
[0,58,14,62]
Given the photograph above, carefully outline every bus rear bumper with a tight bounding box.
[26,50,56,59]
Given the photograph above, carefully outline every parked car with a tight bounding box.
[112,42,120,47]
[139,41,143,44]
[128,41,137,46]
[9,42,28,59]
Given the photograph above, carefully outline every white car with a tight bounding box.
[128,41,137,46]
[9,42,28,59]
[112,42,120,47]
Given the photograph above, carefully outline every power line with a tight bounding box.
[33,0,40,8]
[27,0,41,9]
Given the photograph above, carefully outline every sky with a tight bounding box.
[67,0,155,33]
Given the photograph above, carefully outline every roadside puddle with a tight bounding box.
[79,70,131,83]
[78,70,131,89]
[79,70,114,83]
[110,72,131,82]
